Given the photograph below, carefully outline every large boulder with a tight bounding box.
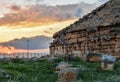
[58,68,80,82]
[101,55,116,63]
[54,51,65,58]
[101,61,115,71]
[83,53,102,62]
[101,55,116,71]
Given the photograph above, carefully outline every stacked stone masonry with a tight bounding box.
[50,0,120,58]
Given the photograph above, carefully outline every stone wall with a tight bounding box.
[50,0,120,58]
[50,26,120,58]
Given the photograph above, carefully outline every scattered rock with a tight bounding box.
[41,55,50,58]
[101,55,116,63]
[63,54,73,61]
[101,55,116,71]
[29,57,39,61]
[58,68,80,82]
[2,57,11,61]
[101,61,115,71]
[47,57,57,64]
[83,53,102,62]
[21,58,29,62]
[55,61,73,73]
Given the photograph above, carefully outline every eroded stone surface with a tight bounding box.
[50,0,120,58]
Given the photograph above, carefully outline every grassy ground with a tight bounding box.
[0,58,120,82]
[0,58,59,82]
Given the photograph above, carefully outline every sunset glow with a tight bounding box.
[0,19,77,42]
[0,46,49,54]
[0,0,108,53]
[7,51,11,54]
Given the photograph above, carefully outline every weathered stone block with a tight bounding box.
[58,68,80,82]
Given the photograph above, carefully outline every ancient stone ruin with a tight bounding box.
[50,0,120,59]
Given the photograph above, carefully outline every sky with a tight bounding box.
[0,0,109,53]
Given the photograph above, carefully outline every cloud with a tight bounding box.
[9,5,21,12]
[0,45,49,53]
[0,3,96,28]
[0,19,76,42]
[0,36,53,50]
[96,0,109,5]
[0,46,15,53]
[97,0,109,3]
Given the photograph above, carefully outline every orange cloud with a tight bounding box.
[0,7,63,28]
[0,19,77,42]
[0,3,96,28]
[0,46,49,53]
[0,46,15,53]
[9,5,21,12]
[0,3,96,43]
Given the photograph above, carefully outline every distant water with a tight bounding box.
[0,53,49,58]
